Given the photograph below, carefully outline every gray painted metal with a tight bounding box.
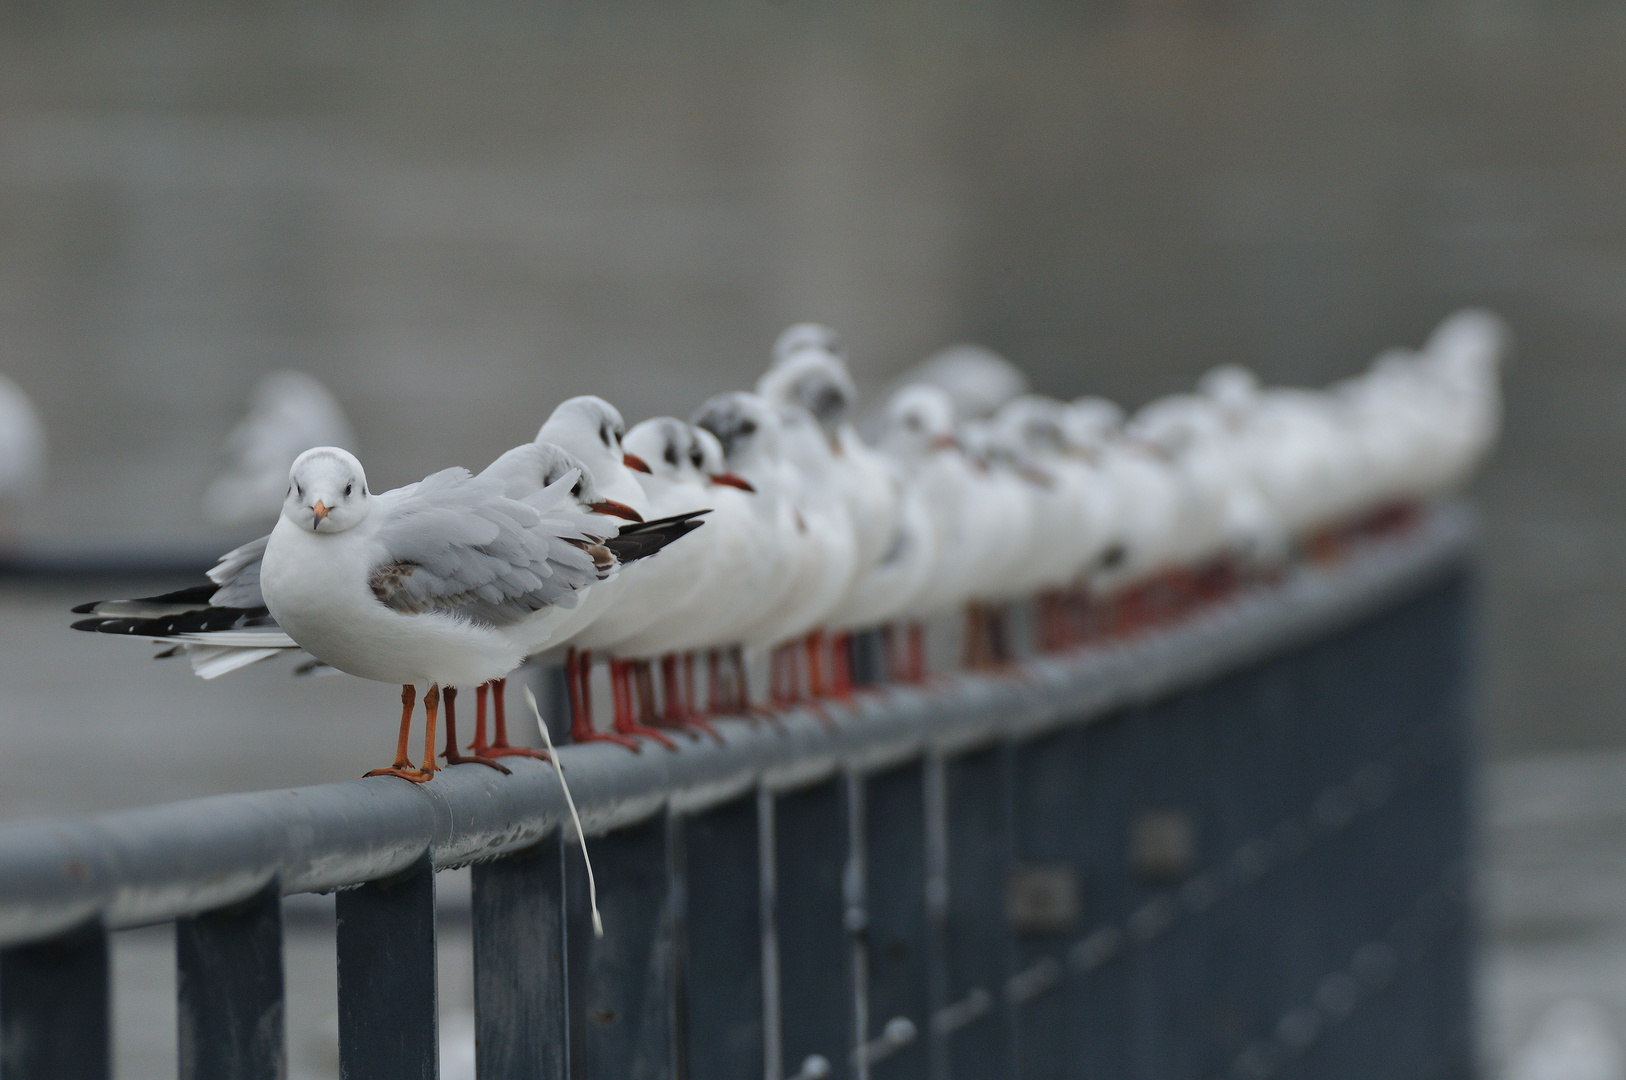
[774,777,854,1080]
[336,855,439,1080]
[0,920,109,1080]
[863,761,930,1080]
[176,882,286,1080]
[471,837,567,1080]
[681,794,765,1080]
[0,508,1472,948]
[567,814,675,1080]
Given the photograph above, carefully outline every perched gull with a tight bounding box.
[888,343,1030,422]
[75,446,704,781]
[204,371,358,527]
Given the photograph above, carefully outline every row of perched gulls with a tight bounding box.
[71,310,1506,782]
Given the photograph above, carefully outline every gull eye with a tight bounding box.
[295,483,303,500]
[572,481,583,497]
[664,445,679,466]
[739,419,757,437]
[599,424,610,447]
[344,483,353,497]
[690,448,703,468]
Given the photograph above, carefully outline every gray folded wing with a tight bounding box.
[368,467,608,627]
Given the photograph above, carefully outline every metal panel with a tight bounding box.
[471,837,566,1080]
[0,920,109,1080]
[933,746,1013,1080]
[863,761,929,1080]
[176,882,286,1080]
[774,777,853,1080]
[681,794,764,1080]
[566,813,676,1080]
[336,855,439,1080]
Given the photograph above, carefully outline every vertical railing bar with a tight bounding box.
[336,853,439,1080]
[176,878,286,1080]
[846,770,870,1080]
[921,751,950,1080]
[760,787,784,1080]
[0,917,111,1080]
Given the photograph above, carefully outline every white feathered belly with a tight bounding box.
[260,522,524,687]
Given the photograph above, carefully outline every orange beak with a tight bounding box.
[312,500,329,526]
[589,499,644,522]
[623,453,652,474]
[709,472,756,493]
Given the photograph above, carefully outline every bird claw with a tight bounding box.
[364,764,436,783]
[473,742,549,764]
[616,723,679,751]
[571,729,644,752]
[442,749,514,774]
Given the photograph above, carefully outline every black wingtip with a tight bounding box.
[70,601,100,614]
[603,509,710,565]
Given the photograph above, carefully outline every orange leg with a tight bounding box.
[440,686,511,773]
[369,686,439,780]
[907,622,927,683]
[567,648,641,751]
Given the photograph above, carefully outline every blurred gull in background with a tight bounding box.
[884,342,1030,423]
[0,373,45,542]
[204,371,358,528]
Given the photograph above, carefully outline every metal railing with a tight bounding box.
[0,506,1476,1080]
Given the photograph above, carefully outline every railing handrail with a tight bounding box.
[0,504,1473,949]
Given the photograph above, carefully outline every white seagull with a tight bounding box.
[74,446,703,781]
[204,371,357,527]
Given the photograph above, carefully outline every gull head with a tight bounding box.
[995,395,1070,457]
[771,322,845,367]
[1197,364,1260,427]
[284,447,370,534]
[757,349,857,443]
[1065,397,1125,449]
[520,441,642,521]
[880,383,957,457]
[624,417,700,481]
[537,396,636,478]
[692,392,781,472]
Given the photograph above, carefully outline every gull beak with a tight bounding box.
[709,472,756,493]
[623,453,652,474]
[312,501,329,527]
[590,500,644,522]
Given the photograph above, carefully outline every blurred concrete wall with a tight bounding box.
[1,2,1622,754]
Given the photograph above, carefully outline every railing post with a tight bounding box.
[860,762,929,1080]
[929,745,1014,1080]
[1011,718,1133,1080]
[565,812,676,1080]
[681,794,764,1080]
[471,836,567,1080]
[773,777,853,1080]
[176,881,286,1080]
[336,854,438,1080]
[0,919,110,1080]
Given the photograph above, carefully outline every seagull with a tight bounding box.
[757,333,901,693]
[204,371,357,527]
[0,372,45,541]
[73,446,704,781]
[885,343,1030,423]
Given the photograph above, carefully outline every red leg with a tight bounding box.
[907,622,927,683]
[659,653,724,744]
[610,657,677,751]
[441,686,511,772]
[567,648,641,751]
[480,677,550,761]
[367,684,435,781]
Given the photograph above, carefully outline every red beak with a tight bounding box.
[709,472,756,493]
[589,500,644,522]
[623,453,652,474]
